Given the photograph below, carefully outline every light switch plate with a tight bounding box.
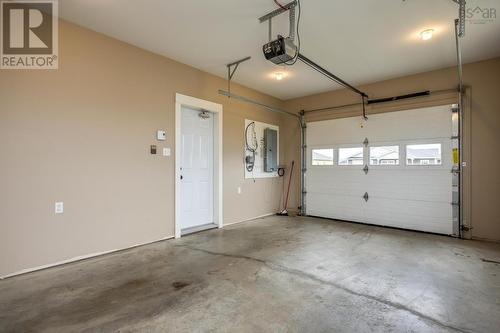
[55,202,64,214]
[163,148,171,156]
[157,130,166,141]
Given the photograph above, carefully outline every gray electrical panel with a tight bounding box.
[264,128,278,172]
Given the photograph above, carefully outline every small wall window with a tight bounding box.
[406,144,442,165]
[338,147,364,166]
[370,146,400,166]
[312,149,334,166]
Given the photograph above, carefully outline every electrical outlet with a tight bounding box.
[55,202,64,214]
[237,187,242,194]
[163,148,171,156]
[157,130,166,141]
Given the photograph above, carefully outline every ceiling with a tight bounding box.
[60,0,500,100]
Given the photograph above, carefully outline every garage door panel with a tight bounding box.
[365,197,452,234]
[308,194,453,234]
[364,171,410,199]
[365,170,452,202]
[308,169,365,195]
[364,197,452,223]
[307,193,364,222]
[307,106,453,145]
[306,105,455,235]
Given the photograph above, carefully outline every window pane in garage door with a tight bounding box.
[312,149,334,165]
[338,147,364,165]
[406,143,442,165]
[370,146,400,165]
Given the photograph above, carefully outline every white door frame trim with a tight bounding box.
[175,93,223,238]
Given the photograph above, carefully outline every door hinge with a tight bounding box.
[363,165,369,174]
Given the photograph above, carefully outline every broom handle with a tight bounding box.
[283,161,294,211]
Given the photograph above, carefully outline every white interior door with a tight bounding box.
[306,105,454,235]
[180,107,214,230]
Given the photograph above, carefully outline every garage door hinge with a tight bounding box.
[451,167,460,174]
[451,135,459,140]
[363,165,369,174]
[451,201,459,206]
[363,138,369,147]
[363,192,369,202]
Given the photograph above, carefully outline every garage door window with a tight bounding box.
[338,147,364,165]
[312,149,334,166]
[370,146,399,165]
[406,144,442,165]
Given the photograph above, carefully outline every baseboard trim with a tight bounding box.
[471,236,500,244]
[2,213,283,279]
[224,213,275,226]
[1,235,174,280]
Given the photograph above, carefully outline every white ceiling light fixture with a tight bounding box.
[420,29,434,41]
[274,72,284,81]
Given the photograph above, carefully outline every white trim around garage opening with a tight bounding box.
[175,93,223,239]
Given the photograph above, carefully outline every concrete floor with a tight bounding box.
[1,216,499,333]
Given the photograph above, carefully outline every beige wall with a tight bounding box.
[284,57,500,242]
[0,21,288,277]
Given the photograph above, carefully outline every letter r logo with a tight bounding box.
[2,1,53,54]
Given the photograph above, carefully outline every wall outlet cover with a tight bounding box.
[157,130,166,141]
[163,148,171,156]
[55,202,64,214]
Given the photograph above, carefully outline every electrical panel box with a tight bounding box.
[264,128,278,172]
[244,119,279,179]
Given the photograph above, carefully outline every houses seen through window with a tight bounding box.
[312,149,334,166]
[406,144,442,165]
[370,146,400,165]
[338,147,364,165]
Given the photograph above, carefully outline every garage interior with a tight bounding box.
[1,0,499,332]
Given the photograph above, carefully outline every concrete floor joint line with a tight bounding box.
[176,244,472,333]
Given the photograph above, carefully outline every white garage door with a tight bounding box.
[306,105,455,235]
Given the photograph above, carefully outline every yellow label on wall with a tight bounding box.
[453,148,459,165]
